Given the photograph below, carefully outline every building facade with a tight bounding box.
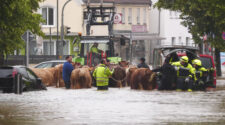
[82,0,163,64]
[29,0,84,56]
[149,0,195,47]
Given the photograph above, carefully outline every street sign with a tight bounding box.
[222,32,225,40]
[21,30,34,42]
[114,13,122,24]
[132,25,147,33]
[21,30,34,67]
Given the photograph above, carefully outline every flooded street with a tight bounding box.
[0,81,225,125]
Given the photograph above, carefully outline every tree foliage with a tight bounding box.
[154,0,225,50]
[0,0,44,55]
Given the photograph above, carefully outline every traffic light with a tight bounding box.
[65,26,71,34]
[78,32,82,37]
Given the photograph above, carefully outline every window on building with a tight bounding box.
[63,40,70,55]
[121,8,125,23]
[179,36,182,44]
[128,8,132,24]
[186,37,190,46]
[137,8,140,24]
[43,41,55,55]
[172,37,176,45]
[41,7,54,26]
[143,8,147,24]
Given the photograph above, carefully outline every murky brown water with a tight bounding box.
[0,80,225,125]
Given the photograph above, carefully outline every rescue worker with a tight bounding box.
[62,55,74,89]
[90,43,102,54]
[172,56,195,92]
[152,57,176,90]
[93,59,113,90]
[90,43,103,66]
[192,59,209,90]
[137,58,149,69]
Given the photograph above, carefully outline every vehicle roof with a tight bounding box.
[39,60,66,63]
[0,65,26,68]
[155,45,199,51]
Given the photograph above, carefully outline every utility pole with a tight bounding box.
[61,0,72,45]
[56,0,59,59]
[129,32,133,63]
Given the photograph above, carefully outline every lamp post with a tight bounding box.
[56,0,59,59]
[61,0,72,44]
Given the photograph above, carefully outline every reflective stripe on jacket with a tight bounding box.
[93,64,113,86]
[172,61,195,79]
[194,67,208,79]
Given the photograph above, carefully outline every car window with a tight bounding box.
[199,57,213,68]
[0,68,13,77]
[26,68,36,80]
[35,62,53,68]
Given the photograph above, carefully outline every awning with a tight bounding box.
[80,39,109,43]
[80,36,110,43]
[113,32,166,40]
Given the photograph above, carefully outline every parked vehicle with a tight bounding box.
[199,54,216,86]
[34,60,66,68]
[152,45,216,88]
[0,66,46,93]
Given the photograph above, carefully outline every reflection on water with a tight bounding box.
[0,82,225,125]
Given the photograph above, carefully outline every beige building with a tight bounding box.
[34,0,162,64]
[33,0,83,56]
[82,0,163,64]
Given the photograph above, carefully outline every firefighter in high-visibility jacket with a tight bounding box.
[93,59,113,90]
[192,59,208,90]
[172,56,195,92]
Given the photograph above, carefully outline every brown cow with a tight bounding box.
[119,61,129,68]
[70,68,92,89]
[130,68,157,90]
[126,67,137,86]
[30,68,55,86]
[55,64,64,87]
[109,66,127,87]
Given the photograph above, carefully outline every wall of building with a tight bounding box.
[39,0,83,34]
[149,0,195,47]
[114,4,150,31]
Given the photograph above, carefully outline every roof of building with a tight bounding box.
[82,0,152,5]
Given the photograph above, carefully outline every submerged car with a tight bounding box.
[0,66,46,93]
[34,60,66,68]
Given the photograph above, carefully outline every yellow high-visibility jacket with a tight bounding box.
[93,64,113,86]
[172,61,195,79]
[90,46,99,54]
[194,67,208,79]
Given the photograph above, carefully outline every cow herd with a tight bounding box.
[31,61,157,90]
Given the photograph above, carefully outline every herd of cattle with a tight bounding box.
[30,61,157,90]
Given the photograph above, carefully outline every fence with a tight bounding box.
[4,55,73,66]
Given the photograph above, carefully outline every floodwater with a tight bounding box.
[0,81,225,125]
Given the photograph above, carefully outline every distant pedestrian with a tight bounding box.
[62,55,74,89]
[137,58,149,69]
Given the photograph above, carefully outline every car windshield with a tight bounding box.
[35,62,53,68]
[0,68,13,78]
[199,57,213,69]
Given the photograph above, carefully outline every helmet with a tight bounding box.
[193,59,202,66]
[180,56,189,63]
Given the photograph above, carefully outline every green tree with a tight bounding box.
[155,0,225,76]
[0,0,44,65]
